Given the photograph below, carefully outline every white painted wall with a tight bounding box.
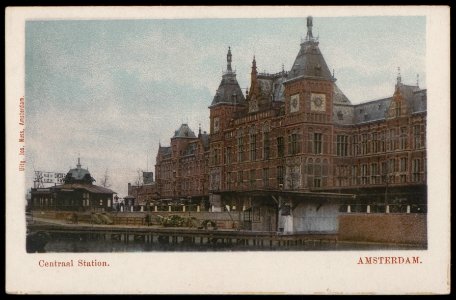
[292,201,340,233]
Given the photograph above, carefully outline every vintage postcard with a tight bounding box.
[5,6,450,294]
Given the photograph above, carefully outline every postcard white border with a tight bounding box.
[6,6,450,294]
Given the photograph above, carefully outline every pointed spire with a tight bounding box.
[77,156,81,169]
[282,63,285,73]
[251,56,258,81]
[416,74,420,87]
[198,123,202,136]
[397,67,402,85]
[226,46,232,72]
[306,16,314,41]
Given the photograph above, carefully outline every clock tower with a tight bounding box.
[282,16,336,189]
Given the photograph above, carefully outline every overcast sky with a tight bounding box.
[25,16,426,197]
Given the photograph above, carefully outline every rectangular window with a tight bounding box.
[243,209,251,222]
[372,132,378,153]
[361,164,369,185]
[225,147,232,165]
[277,166,284,186]
[249,169,256,188]
[263,132,270,160]
[277,137,284,157]
[263,168,269,188]
[289,133,299,155]
[213,148,219,165]
[250,134,257,161]
[412,159,421,182]
[400,127,407,150]
[226,172,231,190]
[371,163,379,184]
[379,131,385,152]
[314,133,322,154]
[336,135,348,156]
[414,124,425,149]
[392,128,398,150]
[400,174,407,183]
[388,158,395,174]
[238,171,243,186]
[351,165,357,185]
[361,134,368,154]
[313,178,321,188]
[396,102,402,117]
[237,136,244,162]
[400,157,408,172]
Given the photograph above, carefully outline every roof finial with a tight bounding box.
[282,63,285,73]
[227,46,232,72]
[198,123,202,135]
[77,155,81,169]
[306,16,314,41]
[397,67,402,85]
[416,74,419,87]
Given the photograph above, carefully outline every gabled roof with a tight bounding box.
[256,72,288,102]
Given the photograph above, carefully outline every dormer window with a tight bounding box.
[337,111,344,120]
[396,102,402,117]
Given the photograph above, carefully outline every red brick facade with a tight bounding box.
[155,124,210,204]
[155,17,427,215]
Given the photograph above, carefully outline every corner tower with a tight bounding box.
[282,16,337,190]
[209,47,246,138]
[208,47,246,197]
[285,16,335,117]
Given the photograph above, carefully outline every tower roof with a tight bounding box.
[64,158,95,184]
[287,16,333,82]
[172,123,196,139]
[210,47,246,107]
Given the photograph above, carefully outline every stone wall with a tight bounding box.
[338,213,427,245]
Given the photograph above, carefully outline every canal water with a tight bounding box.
[41,233,426,252]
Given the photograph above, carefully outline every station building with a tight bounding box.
[155,124,211,209]
[155,17,427,233]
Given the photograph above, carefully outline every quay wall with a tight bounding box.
[32,210,241,229]
[338,213,427,245]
